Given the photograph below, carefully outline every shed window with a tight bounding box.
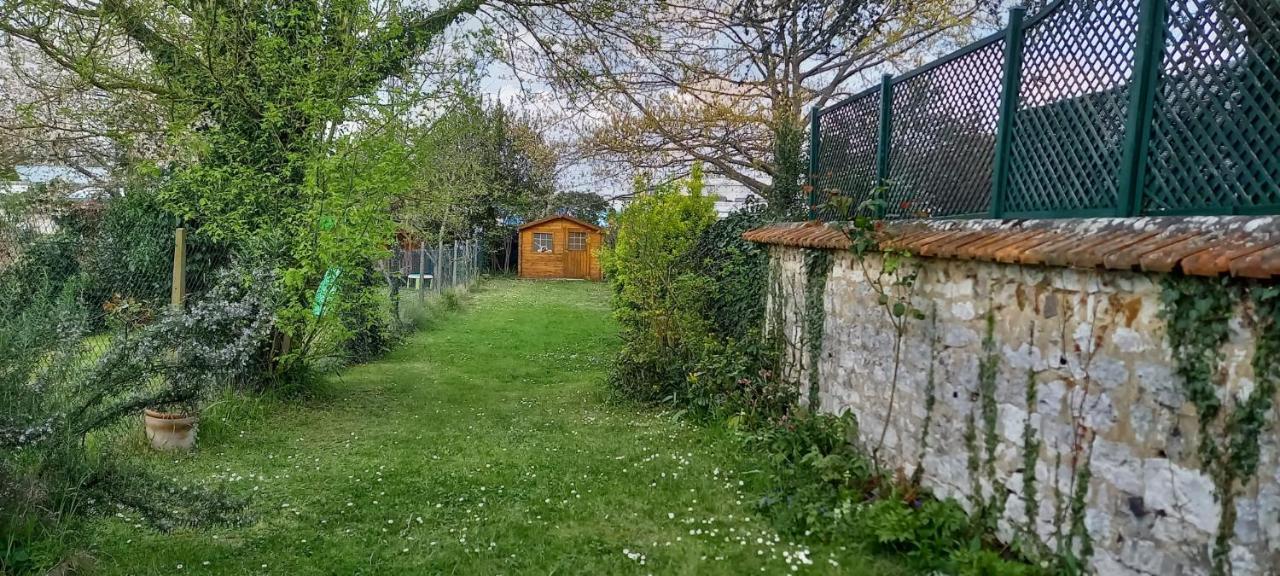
[568,231,587,251]
[533,232,553,253]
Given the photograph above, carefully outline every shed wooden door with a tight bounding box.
[565,231,589,279]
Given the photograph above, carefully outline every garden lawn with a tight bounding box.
[79,279,909,575]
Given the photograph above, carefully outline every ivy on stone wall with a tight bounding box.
[1020,367,1040,536]
[802,249,833,408]
[911,305,939,487]
[1160,275,1280,576]
[1160,276,1237,466]
[966,309,1004,531]
[1061,446,1095,574]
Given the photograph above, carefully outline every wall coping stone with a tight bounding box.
[742,217,1280,278]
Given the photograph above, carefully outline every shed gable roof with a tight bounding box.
[517,214,603,232]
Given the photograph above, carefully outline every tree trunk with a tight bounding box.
[504,233,514,273]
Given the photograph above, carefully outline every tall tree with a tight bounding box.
[486,0,999,212]
[0,0,484,371]
[0,0,480,241]
[542,191,608,224]
[476,102,560,271]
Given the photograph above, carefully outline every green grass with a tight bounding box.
[77,279,907,575]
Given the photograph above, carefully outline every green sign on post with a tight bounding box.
[313,268,342,317]
[312,215,341,317]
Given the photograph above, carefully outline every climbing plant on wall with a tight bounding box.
[802,249,833,408]
[834,189,927,464]
[1160,275,1280,576]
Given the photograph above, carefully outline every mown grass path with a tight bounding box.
[83,279,905,575]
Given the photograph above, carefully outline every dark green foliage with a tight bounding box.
[339,265,396,364]
[0,196,85,325]
[753,412,871,533]
[1230,283,1280,479]
[547,191,609,225]
[859,497,970,559]
[684,337,795,428]
[1160,276,1236,465]
[771,112,807,216]
[689,203,772,341]
[82,190,230,316]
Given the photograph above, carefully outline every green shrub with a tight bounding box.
[684,336,794,427]
[601,169,716,403]
[0,266,273,573]
[0,213,85,325]
[746,409,1040,574]
[339,265,397,364]
[752,411,873,532]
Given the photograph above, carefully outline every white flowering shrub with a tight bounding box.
[1,264,274,571]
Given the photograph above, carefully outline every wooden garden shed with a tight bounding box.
[517,215,604,280]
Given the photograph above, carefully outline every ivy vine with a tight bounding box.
[1060,443,1095,574]
[1021,367,1041,536]
[803,249,833,408]
[1160,275,1280,575]
[912,305,939,487]
[972,309,1004,530]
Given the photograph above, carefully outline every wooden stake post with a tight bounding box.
[171,227,186,310]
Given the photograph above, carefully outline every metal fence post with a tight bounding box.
[808,105,821,220]
[990,6,1027,219]
[417,241,426,292]
[1117,0,1167,217]
[876,73,894,189]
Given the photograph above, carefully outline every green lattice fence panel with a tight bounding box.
[1141,0,1280,215]
[886,36,1006,219]
[1005,0,1141,217]
[809,0,1280,221]
[811,89,880,220]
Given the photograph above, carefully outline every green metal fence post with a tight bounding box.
[875,73,893,218]
[808,105,821,220]
[876,73,893,185]
[1117,0,1168,217]
[990,6,1026,219]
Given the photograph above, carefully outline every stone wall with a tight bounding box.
[766,244,1280,575]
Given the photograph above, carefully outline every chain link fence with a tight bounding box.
[810,0,1280,220]
[387,239,482,294]
[383,238,482,326]
[0,193,235,364]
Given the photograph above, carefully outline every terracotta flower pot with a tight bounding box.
[143,409,199,451]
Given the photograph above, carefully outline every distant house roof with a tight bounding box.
[517,214,603,232]
[2,165,110,200]
[15,165,106,185]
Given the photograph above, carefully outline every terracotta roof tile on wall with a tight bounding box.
[742,217,1280,279]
